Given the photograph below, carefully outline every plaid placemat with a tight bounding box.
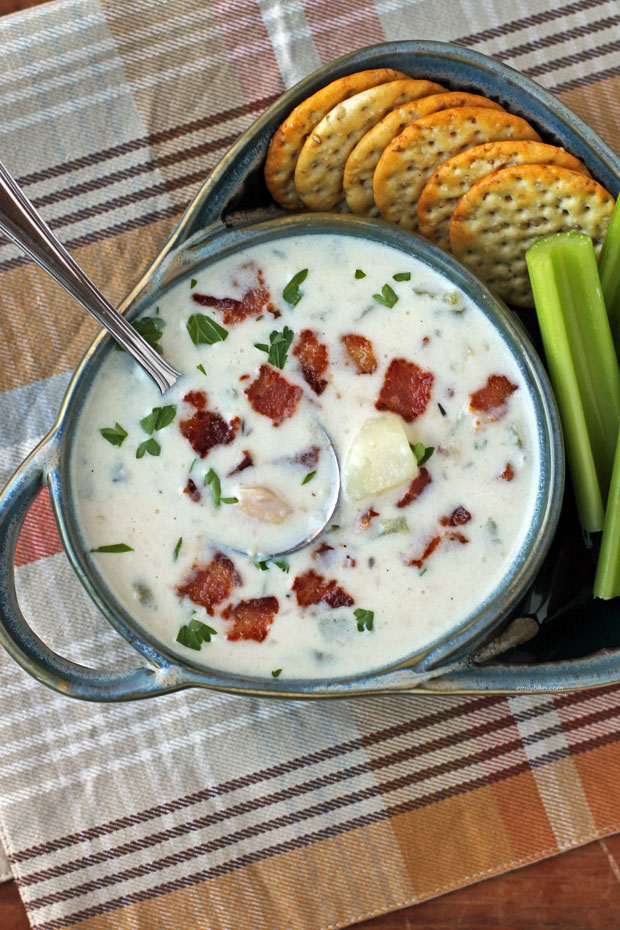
[2,1,620,928]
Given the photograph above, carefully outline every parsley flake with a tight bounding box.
[271,669,283,678]
[117,316,165,354]
[372,284,398,308]
[173,537,183,561]
[197,363,207,375]
[90,543,133,553]
[186,313,228,346]
[410,442,434,466]
[136,437,161,459]
[302,470,316,485]
[140,404,176,435]
[99,422,128,447]
[176,618,217,650]
[255,560,269,571]
[354,269,366,279]
[190,278,198,288]
[273,559,289,573]
[254,325,295,370]
[283,269,308,307]
[393,272,411,282]
[354,608,374,632]
[204,468,237,508]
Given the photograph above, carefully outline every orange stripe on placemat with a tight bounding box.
[14,489,62,567]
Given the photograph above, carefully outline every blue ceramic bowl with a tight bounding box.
[0,39,617,700]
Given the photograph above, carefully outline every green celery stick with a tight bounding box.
[598,195,620,349]
[526,233,607,531]
[594,426,620,598]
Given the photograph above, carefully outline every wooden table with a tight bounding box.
[1,0,620,926]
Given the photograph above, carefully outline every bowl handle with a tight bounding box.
[0,434,191,701]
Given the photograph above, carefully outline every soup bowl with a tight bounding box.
[0,212,563,700]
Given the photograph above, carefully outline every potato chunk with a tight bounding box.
[344,415,418,500]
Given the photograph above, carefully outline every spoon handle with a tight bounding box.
[0,161,180,394]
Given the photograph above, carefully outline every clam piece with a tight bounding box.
[238,486,292,524]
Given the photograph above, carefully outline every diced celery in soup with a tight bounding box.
[71,234,538,680]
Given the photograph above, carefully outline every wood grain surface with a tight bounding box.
[0,0,619,927]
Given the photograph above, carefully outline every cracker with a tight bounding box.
[265,69,407,211]
[449,164,615,308]
[294,79,445,211]
[418,140,590,250]
[374,107,541,230]
[343,92,504,216]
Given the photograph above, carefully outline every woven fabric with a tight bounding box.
[2,1,620,928]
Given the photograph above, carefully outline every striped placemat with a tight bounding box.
[2,1,620,928]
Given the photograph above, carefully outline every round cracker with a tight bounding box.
[374,107,541,230]
[343,92,504,216]
[265,68,407,211]
[418,140,590,250]
[294,78,445,211]
[449,164,615,308]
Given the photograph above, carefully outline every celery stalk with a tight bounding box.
[526,233,609,531]
[598,195,620,350]
[594,426,620,597]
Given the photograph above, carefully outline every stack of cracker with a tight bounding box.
[265,71,615,308]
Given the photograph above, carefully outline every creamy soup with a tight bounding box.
[71,233,539,680]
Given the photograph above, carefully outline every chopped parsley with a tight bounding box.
[302,470,316,485]
[393,272,411,281]
[380,517,409,536]
[197,363,207,375]
[173,537,183,561]
[419,567,428,577]
[410,442,434,466]
[255,560,269,571]
[354,608,374,632]
[283,268,308,307]
[254,559,289,572]
[475,439,488,451]
[117,316,165,354]
[99,422,128,447]
[90,543,133,553]
[254,325,295,370]
[204,468,237,507]
[190,278,198,288]
[271,669,283,678]
[140,404,176,434]
[438,402,447,417]
[136,437,161,459]
[186,313,228,346]
[176,618,217,650]
[372,283,398,308]
[354,269,366,279]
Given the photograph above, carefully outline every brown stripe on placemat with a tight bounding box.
[525,37,620,78]
[496,13,620,60]
[552,60,620,92]
[558,70,620,153]
[455,0,613,47]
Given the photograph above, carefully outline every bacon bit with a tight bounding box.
[358,507,379,529]
[312,542,334,559]
[293,329,329,395]
[440,506,472,527]
[292,446,320,468]
[409,535,441,570]
[183,390,207,411]
[176,553,240,616]
[470,374,518,416]
[397,467,432,509]
[292,569,354,609]
[344,555,357,568]
[184,477,201,502]
[192,268,278,324]
[239,374,250,381]
[422,336,430,345]
[229,450,254,476]
[375,358,434,422]
[341,334,377,374]
[445,531,469,545]
[245,364,303,425]
[180,409,240,458]
[500,463,515,481]
[222,596,279,643]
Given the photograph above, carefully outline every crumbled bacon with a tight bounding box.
[440,506,471,527]
[229,450,254,476]
[312,542,334,559]
[293,329,329,395]
[341,334,377,374]
[183,390,207,411]
[500,463,515,481]
[180,409,240,458]
[375,358,433,422]
[344,555,357,568]
[176,553,240,615]
[409,536,441,570]
[192,268,278,324]
[292,446,320,469]
[222,596,279,642]
[444,531,469,545]
[358,507,379,529]
[292,570,354,609]
[470,375,518,416]
[184,477,201,502]
[397,467,432,509]
[245,364,302,425]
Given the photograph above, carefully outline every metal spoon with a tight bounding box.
[0,160,180,393]
[0,161,341,556]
